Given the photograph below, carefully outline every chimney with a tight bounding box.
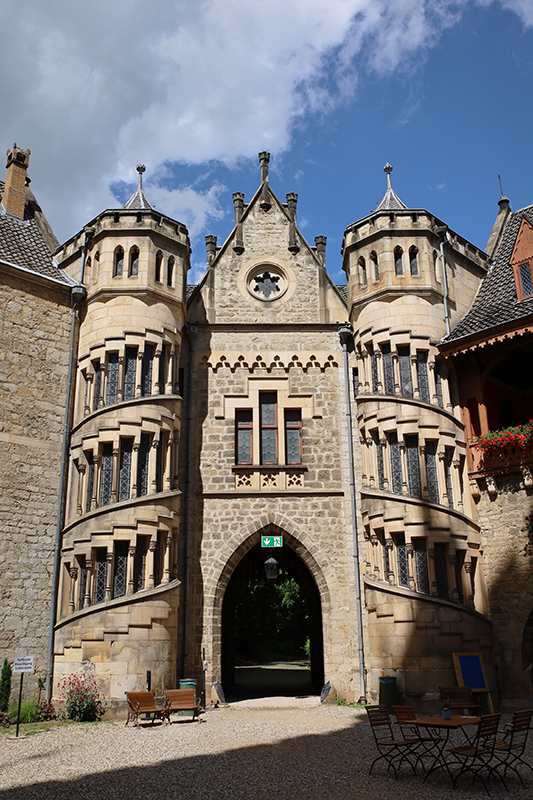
[315,235,327,266]
[258,152,271,212]
[232,193,245,255]
[286,193,299,254]
[3,144,30,218]
[258,151,270,183]
[205,235,218,266]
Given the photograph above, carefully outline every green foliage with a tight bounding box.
[0,659,12,713]
[9,697,40,724]
[57,673,105,722]
[234,576,309,663]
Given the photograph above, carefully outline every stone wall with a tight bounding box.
[0,269,72,697]
[475,474,533,705]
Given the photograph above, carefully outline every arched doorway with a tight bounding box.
[221,535,324,700]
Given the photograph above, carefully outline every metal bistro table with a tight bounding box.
[415,715,481,783]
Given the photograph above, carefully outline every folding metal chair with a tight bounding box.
[448,713,503,793]
[492,708,533,787]
[366,704,419,779]
[393,704,444,770]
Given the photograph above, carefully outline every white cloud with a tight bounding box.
[0,0,530,244]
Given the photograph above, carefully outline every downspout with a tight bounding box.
[436,226,451,336]
[45,229,92,703]
[182,323,197,677]
[338,323,367,702]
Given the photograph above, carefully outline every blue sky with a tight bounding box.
[1,1,532,284]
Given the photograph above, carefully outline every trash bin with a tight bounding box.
[178,679,198,718]
[378,676,398,712]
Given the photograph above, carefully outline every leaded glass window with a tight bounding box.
[416,351,430,403]
[405,435,422,498]
[118,438,133,502]
[106,352,119,405]
[414,538,429,594]
[370,251,379,280]
[370,347,379,393]
[129,247,139,277]
[373,431,385,490]
[409,246,419,276]
[78,556,87,610]
[114,247,123,277]
[124,347,137,400]
[100,443,113,506]
[113,541,128,598]
[359,256,367,286]
[396,534,409,587]
[260,392,277,464]
[519,262,533,298]
[92,361,102,411]
[425,441,439,503]
[137,433,150,497]
[134,537,148,592]
[444,448,454,508]
[94,548,107,604]
[141,344,154,396]
[434,542,448,599]
[381,343,394,395]
[154,531,164,587]
[394,246,403,276]
[389,432,403,495]
[455,550,465,604]
[382,538,391,579]
[85,452,95,513]
[434,361,444,408]
[236,410,253,464]
[398,346,413,397]
[352,367,359,398]
[158,344,167,394]
[155,434,165,492]
[285,410,302,465]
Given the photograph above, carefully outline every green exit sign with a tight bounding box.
[261,535,283,548]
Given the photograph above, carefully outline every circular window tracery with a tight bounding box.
[247,265,287,302]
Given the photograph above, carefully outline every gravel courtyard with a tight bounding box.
[1,702,531,799]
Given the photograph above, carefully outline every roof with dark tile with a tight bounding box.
[336,284,348,303]
[0,209,72,284]
[443,203,533,345]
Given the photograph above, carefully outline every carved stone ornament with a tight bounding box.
[247,265,287,301]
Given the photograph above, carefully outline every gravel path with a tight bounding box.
[1,704,531,799]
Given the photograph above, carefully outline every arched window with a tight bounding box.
[409,246,419,276]
[433,250,439,280]
[394,246,403,276]
[370,251,378,280]
[167,256,174,287]
[155,251,163,283]
[94,251,100,279]
[358,256,367,287]
[129,246,139,277]
[85,256,91,275]
[114,247,124,277]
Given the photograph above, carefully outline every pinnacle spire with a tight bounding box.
[123,164,154,210]
[376,163,408,211]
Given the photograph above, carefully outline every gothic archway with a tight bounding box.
[218,526,325,698]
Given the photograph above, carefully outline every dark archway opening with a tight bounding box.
[221,541,324,700]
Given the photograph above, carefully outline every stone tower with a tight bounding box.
[342,165,495,701]
[52,167,190,702]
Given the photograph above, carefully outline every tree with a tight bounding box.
[0,659,12,712]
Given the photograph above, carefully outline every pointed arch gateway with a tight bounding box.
[213,523,328,698]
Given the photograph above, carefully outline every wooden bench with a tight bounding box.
[438,686,482,715]
[125,691,171,727]
[165,688,202,722]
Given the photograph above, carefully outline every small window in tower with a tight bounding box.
[167,256,174,287]
[114,247,124,277]
[129,246,139,277]
[236,410,253,465]
[260,392,278,465]
[394,246,404,276]
[94,251,99,278]
[409,246,419,276]
[358,256,367,287]
[155,251,163,283]
[370,251,378,280]
[285,409,302,465]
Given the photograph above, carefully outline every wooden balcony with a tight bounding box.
[468,443,533,478]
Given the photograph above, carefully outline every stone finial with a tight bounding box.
[315,235,327,266]
[232,192,245,225]
[136,164,146,190]
[205,234,218,265]
[258,151,270,183]
[384,163,393,190]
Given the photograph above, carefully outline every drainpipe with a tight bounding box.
[338,322,367,702]
[45,229,92,703]
[182,323,197,677]
[436,226,451,336]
